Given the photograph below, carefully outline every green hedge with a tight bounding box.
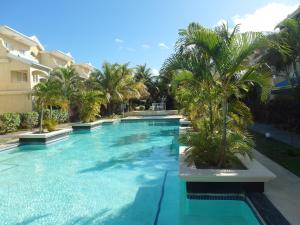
[0,113,21,134]
[0,110,69,135]
[20,112,39,130]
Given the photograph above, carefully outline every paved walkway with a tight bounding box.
[251,123,300,148]
[254,150,300,225]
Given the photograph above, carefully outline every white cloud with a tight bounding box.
[125,47,135,52]
[141,44,150,49]
[151,68,159,76]
[115,38,124,43]
[232,3,298,32]
[118,46,135,52]
[158,42,170,49]
[216,19,227,27]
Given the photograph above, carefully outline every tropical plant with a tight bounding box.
[135,64,158,107]
[33,80,68,133]
[87,63,148,114]
[262,18,299,86]
[50,66,83,110]
[163,22,272,168]
[76,90,104,123]
[43,118,58,132]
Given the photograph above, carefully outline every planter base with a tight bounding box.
[186,181,264,194]
[179,146,275,194]
[19,128,72,144]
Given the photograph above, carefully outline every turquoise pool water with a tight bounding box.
[0,119,261,225]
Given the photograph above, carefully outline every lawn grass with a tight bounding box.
[252,132,300,177]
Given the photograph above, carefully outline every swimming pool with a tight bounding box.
[0,119,261,225]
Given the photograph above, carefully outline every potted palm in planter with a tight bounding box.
[162,22,276,193]
[19,80,71,144]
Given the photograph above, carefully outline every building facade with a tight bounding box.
[0,26,94,113]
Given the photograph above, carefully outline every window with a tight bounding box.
[11,71,28,83]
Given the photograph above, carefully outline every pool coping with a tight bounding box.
[121,115,183,120]
[18,128,72,144]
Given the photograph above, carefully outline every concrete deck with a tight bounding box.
[254,150,300,225]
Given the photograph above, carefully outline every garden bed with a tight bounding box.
[179,146,276,193]
[252,132,300,177]
[19,128,72,144]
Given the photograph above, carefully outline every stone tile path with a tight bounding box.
[254,150,300,225]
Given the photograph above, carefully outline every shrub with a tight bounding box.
[20,112,39,130]
[76,91,102,123]
[0,113,21,134]
[44,109,68,123]
[53,110,68,123]
[43,118,58,132]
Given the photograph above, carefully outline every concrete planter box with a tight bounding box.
[19,128,72,144]
[72,119,120,130]
[72,120,103,130]
[179,146,276,193]
[179,126,193,134]
[179,118,192,127]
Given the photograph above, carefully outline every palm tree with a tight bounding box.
[263,18,300,86]
[33,80,67,133]
[135,64,152,82]
[135,64,158,108]
[163,22,272,167]
[87,63,148,114]
[50,66,83,106]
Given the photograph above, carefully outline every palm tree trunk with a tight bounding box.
[50,105,53,119]
[39,103,44,133]
[218,95,228,167]
[208,89,214,134]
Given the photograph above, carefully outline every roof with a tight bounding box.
[41,50,73,62]
[7,52,52,72]
[0,25,44,50]
[74,62,94,70]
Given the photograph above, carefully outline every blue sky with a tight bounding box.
[2,0,299,74]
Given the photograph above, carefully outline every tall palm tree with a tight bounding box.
[135,64,158,107]
[135,64,152,82]
[264,18,300,86]
[33,80,67,133]
[163,22,272,167]
[50,66,83,105]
